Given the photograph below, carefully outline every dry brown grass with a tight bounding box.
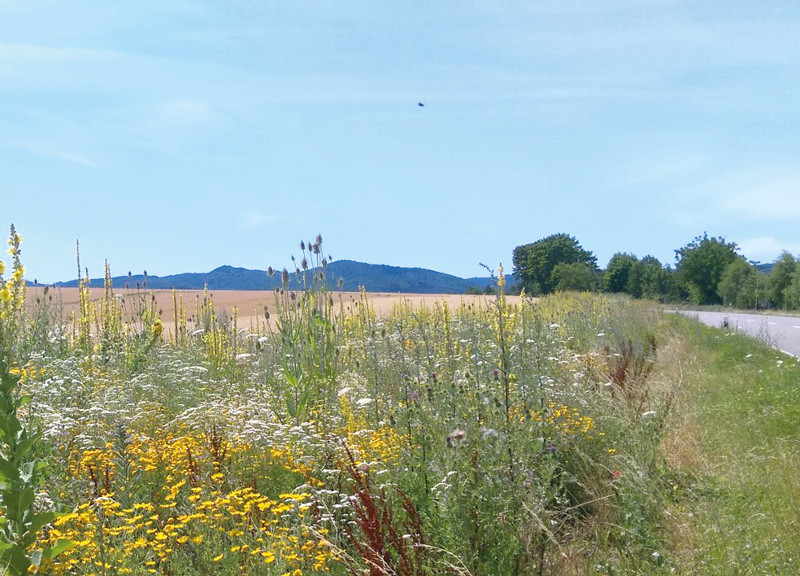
[652,332,705,568]
[656,334,703,472]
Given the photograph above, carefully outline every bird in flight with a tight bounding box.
[418,102,424,107]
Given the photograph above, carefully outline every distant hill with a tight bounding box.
[55,260,511,294]
[757,262,774,275]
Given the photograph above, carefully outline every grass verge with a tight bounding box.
[665,316,800,574]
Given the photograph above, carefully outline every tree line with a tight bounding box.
[511,232,800,310]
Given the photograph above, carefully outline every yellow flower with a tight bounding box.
[213,554,224,562]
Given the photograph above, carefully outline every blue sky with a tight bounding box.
[2,1,800,283]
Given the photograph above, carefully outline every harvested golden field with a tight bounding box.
[28,286,520,334]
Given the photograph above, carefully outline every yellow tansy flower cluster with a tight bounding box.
[546,403,595,436]
[41,427,337,575]
[339,396,407,465]
[515,403,597,439]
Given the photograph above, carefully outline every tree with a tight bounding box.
[512,234,597,295]
[626,260,644,299]
[786,266,800,310]
[603,253,639,294]
[637,256,678,302]
[717,258,759,309]
[766,252,796,309]
[551,262,596,292]
[675,234,740,305]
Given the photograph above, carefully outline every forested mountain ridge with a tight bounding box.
[55,260,506,294]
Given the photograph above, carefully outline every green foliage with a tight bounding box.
[271,236,341,425]
[0,362,72,575]
[638,256,679,302]
[717,258,761,309]
[550,262,596,292]
[766,251,796,309]
[603,254,677,302]
[512,236,677,302]
[0,226,72,575]
[675,233,740,305]
[604,252,639,294]
[512,233,597,295]
[786,265,800,310]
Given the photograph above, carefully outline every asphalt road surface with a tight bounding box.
[679,310,800,357]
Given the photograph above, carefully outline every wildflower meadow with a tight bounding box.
[5,225,795,575]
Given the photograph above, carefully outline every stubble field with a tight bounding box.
[29,286,520,335]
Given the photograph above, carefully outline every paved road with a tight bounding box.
[679,310,800,357]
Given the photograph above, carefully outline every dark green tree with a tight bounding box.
[638,256,678,302]
[766,252,796,309]
[675,234,740,305]
[603,253,639,294]
[717,258,760,309]
[786,266,800,310]
[512,234,597,295]
[551,262,596,292]
[626,260,644,299]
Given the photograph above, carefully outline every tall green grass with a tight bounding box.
[665,317,800,574]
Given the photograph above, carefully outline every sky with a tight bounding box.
[2,1,800,283]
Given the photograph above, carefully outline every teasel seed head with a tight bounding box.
[446,428,466,448]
